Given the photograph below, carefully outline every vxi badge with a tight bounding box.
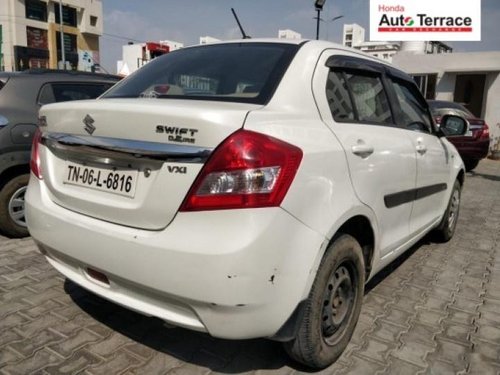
[370,0,481,41]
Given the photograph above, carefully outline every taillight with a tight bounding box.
[180,129,302,211]
[480,123,490,140]
[30,128,43,179]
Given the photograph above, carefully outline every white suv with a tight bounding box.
[26,40,467,368]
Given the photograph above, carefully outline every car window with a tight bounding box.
[390,79,433,133]
[346,73,392,124]
[103,43,300,104]
[326,70,393,125]
[326,71,355,121]
[38,83,114,105]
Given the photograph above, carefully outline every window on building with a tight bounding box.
[55,4,77,27]
[25,0,47,22]
[383,54,389,59]
[345,42,352,47]
[28,58,49,69]
[27,27,48,50]
[56,32,78,69]
[56,32,77,54]
[90,15,98,27]
[14,45,49,71]
[345,34,352,41]
[412,74,437,100]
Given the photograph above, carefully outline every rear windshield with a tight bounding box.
[103,43,300,104]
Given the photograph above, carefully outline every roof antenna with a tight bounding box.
[231,8,251,39]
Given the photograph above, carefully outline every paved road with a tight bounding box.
[1,159,499,374]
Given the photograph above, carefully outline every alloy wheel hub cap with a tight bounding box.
[8,186,27,227]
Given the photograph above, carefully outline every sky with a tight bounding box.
[99,0,500,74]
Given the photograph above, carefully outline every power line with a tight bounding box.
[101,33,146,44]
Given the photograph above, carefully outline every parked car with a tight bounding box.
[428,100,490,171]
[26,40,467,369]
[0,69,120,237]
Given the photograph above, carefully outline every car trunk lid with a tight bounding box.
[38,99,259,229]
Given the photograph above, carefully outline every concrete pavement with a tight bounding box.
[0,159,499,374]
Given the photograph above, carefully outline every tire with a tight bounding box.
[464,159,479,172]
[0,174,30,238]
[284,234,365,369]
[434,180,461,242]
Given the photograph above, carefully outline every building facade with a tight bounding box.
[399,41,453,55]
[393,51,500,144]
[117,40,183,76]
[0,0,102,72]
[278,29,301,40]
[342,23,365,48]
[342,23,400,62]
[199,36,220,45]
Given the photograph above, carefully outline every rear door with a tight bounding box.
[313,51,417,256]
[387,77,450,234]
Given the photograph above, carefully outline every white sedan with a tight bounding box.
[26,39,467,368]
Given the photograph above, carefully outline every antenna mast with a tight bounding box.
[231,8,251,39]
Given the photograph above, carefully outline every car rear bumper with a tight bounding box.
[26,175,326,339]
[451,139,490,161]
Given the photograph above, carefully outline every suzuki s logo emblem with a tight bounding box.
[83,114,96,135]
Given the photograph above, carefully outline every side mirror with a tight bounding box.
[439,114,469,137]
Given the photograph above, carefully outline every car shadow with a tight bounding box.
[64,279,302,373]
[64,234,435,373]
[364,235,433,293]
[468,170,500,182]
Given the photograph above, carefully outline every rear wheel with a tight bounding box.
[284,234,365,369]
[464,159,479,172]
[0,174,30,238]
[435,180,461,242]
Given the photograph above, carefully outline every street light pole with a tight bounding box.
[326,15,344,40]
[315,8,321,40]
[59,0,66,69]
[314,0,326,40]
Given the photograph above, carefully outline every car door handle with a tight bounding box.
[351,144,374,157]
[416,144,427,155]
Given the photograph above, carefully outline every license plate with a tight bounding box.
[63,163,138,198]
